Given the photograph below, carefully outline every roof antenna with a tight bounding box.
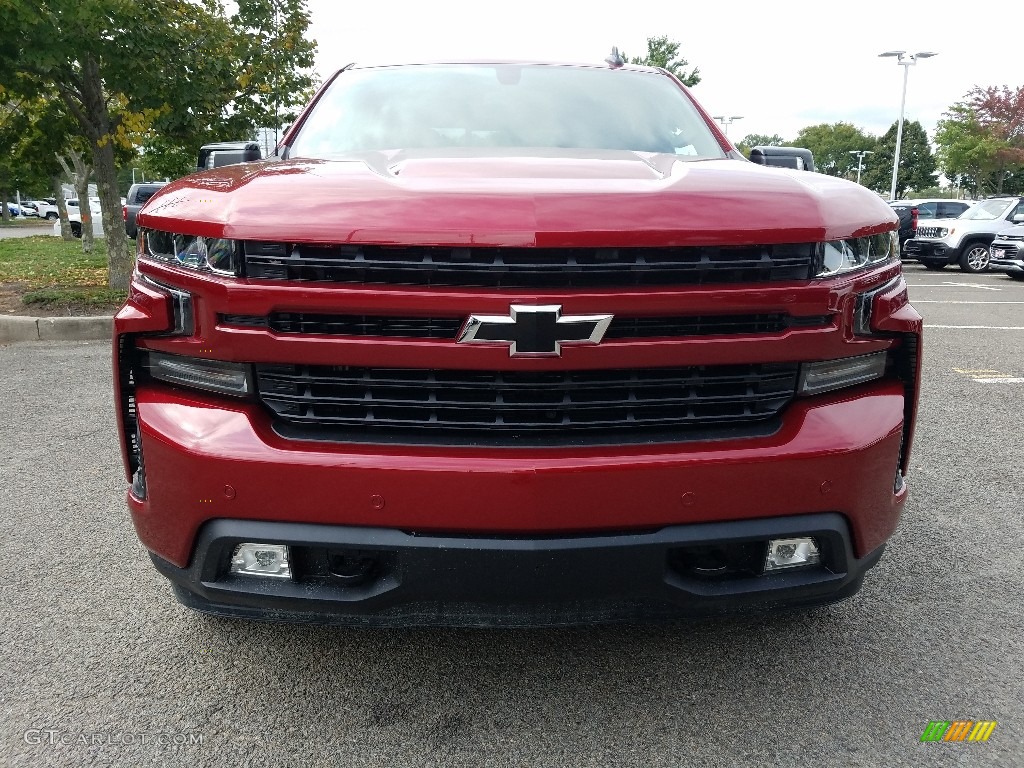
[605,46,624,69]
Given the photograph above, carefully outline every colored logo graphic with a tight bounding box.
[920,721,997,742]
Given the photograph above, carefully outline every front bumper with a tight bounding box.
[128,379,910,571]
[989,246,1024,275]
[903,239,957,264]
[154,514,886,627]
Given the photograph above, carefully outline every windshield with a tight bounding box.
[289,64,726,159]
[959,199,1013,220]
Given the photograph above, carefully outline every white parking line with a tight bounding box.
[905,282,1002,291]
[952,368,1024,383]
[913,301,1024,304]
[926,325,1024,330]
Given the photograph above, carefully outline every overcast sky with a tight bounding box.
[302,0,1015,145]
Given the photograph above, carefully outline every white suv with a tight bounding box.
[904,197,1024,273]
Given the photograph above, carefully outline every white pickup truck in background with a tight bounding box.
[51,197,106,238]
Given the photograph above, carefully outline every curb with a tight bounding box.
[0,314,113,344]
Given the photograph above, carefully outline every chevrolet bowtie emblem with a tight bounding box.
[458,304,614,357]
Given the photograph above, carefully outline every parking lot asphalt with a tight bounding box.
[2,262,1022,767]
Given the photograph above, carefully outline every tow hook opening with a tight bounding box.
[328,551,380,586]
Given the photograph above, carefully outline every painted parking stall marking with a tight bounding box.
[906,282,1002,291]
[953,368,1024,384]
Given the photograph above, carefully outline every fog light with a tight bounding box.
[230,543,291,579]
[764,537,820,571]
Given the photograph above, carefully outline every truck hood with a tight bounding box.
[139,150,897,247]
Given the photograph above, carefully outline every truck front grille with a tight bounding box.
[254,363,799,445]
[222,312,829,340]
[243,242,818,288]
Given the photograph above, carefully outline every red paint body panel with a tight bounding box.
[139,154,897,247]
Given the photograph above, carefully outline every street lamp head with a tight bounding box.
[879,50,906,58]
[913,51,938,58]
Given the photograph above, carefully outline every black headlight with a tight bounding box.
[140,229,241,276]
[815,232,897,278]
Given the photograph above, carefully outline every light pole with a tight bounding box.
[712,115,744,136]
[848,150,874,185]
[879,50,937,200]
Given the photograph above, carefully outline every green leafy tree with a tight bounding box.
[789,123,877,178]
[914,186,959,199]
[228,0,317,141]
[626,36,701,86]
[935,86,1024,196]
[5,94,101,239]
[0,0,316,289]
[735,133,787,158]
[0,101,28,223]
[140,0,317,179]
[860,120,936,197]
[1,0,232,286]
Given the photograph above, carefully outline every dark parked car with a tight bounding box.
[124,182,168,239]
[889,199,971,254]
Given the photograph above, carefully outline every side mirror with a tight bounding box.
[196,141,262,172]
[749,146,815,173]
[1012,213,1024,224]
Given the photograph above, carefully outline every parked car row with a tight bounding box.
[40,183,168,239]
[894,196,1024,274]
[4,199,60,220]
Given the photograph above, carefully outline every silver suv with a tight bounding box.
[989,224,1024,281]
[904,197,1024,273]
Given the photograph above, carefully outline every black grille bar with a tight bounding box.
[254,363,799,444]
[222,312,831,340]
[243,243,818,288]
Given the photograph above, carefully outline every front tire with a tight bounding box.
[959,243,990,273]
[45,212,58,220]
[1008,272,1024,282]
[70,222,82,238]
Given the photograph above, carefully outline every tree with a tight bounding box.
[626,36,701,87]
[789,123,876,178]
[935,86,1024,196]
[735,133,787,157]
[8,95,96,240]
[860,120,936,197]
[0,0,316,289]
[140,0,317,179]
[56,151,94,251]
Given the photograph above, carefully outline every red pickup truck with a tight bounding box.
[114,61,921,626]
